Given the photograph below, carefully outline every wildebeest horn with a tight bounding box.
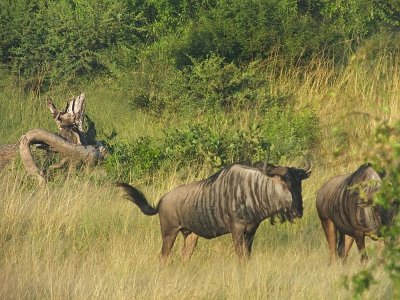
[262,147,271,175]
[303,156,312,173]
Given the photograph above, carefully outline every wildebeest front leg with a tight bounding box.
[354,235,368,263]
[231,224,259,259]
[337,232,354,262]
[243,224,259,256]
[232,233,246,259]
[320,218,338,263]
[180,232,199,262]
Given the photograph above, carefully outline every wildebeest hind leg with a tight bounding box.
[320,218,337,263]
[160,229,179,263]
[181,232,199,262]
[231,225,251,260]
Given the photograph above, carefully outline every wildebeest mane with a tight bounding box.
[200,165,229,187]
[200,162,295,225]
[201,163,259,187]
[202,161,284,188]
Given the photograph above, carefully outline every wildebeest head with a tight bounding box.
[254,158,312,221]
[346,163,385,237]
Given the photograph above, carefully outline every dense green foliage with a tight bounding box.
[0,0,147,90]
[1,0,398,183]
[1,0,398,90]
[105,107,318,181]
[130,55,280,114]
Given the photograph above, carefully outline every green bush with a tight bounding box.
[0,0,147,90]
[129,54,273,114]
[104,105,318,182]
[104,137,164,181]
[373,0,400,26]
[154,0,385,67]
[162,122,270,169]
[1,0,398,92]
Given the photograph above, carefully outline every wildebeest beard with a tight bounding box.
[269,208,296,225]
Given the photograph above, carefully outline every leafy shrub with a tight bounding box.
[373,0,400,26]
[1,0,398,92]
[104,137,164,181]
[128,49,186,116]
[0,0,147,90]
[129,54,272,114]
[105,106,318,182]
[163,124,232,168]
[157,0,385,67]
[185,55,270,110]
[162,122,270,169]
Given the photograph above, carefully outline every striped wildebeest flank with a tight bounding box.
[116,158,311,261]
[316,163,394,263]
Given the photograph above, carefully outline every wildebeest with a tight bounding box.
[316,163,393,263]
[116,159,311,261]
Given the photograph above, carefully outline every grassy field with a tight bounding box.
[0,52,398,299]
[0,166,392,299]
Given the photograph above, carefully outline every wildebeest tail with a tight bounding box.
[116,182,158,216]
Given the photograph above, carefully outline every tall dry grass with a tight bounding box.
[0,165,392,299]
[1,50,399,299]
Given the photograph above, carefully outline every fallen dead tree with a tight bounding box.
[19,128,106,184]
[1,93,107,183]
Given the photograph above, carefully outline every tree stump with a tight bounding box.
[1,93,107,183]
[19,128,106,184]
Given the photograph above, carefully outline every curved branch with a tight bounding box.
[19,129,106,184]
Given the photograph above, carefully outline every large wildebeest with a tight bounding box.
[116,159,311,261]
[316,163,394,263]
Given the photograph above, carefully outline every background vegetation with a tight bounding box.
[1,0,399,298]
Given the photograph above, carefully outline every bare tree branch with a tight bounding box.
[19,129,106,184]
[1,93,107,183]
